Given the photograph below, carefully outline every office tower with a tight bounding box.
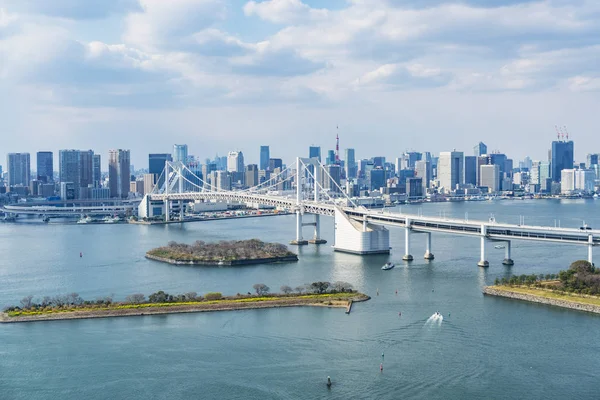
[36,151,53,183]
[108,149,131,199]
[245,164,259,187]
[372,156,385,168]
[309,146,321,162]
[551,139,574,182]
[530,161,541,185]
[79,150,94,189]
[6,153,30,187]
[520,156,532,171]
[269,158,282,172]
[345,148,356,179]
[260,146,270,171]
[576,169,595,193]
[407,177,423,198]
[480,164,500,192]
[215,171,231,191]
[473,142,487,157]
[326,150,335,165]
[60,182,75,200]
[143,173,156,195]
[173,144,188,164]
[93,154,101,187]
[227,151,244,173]
[368,167,386,191]
[324,165,341,193]
[587,154,599,168]
[423,152,432,162]
[415,160,432,190]
[438,151,464,193]
[149,153,172,189]
[405,152,422,169]
[489,153,507,177]
[59,150,81,198]
[464,156,477,186]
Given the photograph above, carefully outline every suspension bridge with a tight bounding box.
[138,157,599,267]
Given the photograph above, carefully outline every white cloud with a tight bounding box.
[568,76,600,92]
[243,0,328,24]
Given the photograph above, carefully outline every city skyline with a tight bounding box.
[1,1,598,167]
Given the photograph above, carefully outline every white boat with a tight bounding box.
[77,216,93,224]
[103,216,120,224]
[494,244,505,249]
[381,262,395,270]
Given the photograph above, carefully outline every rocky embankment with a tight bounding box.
[483,286,600,314]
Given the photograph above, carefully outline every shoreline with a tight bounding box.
[483,285,600,314]
[145,253,299,266]
[1,294,370,324]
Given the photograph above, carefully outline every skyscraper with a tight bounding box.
[108,149,131,199]
[324,165,341,193]
[36,151,53,183]
[93,154,102,187]
[438,151,463,193]
[368,167,386,191]
[173,144,188,164]
[6,153,30,187]
[551,140,574,182]
[415,160,432,190]
[480,164,500,192]
[149,153,172,188]
[260,146,270,171]
[245,164,259,187]
[79,150,94,189]
[309,146,321,162]
[269,158,283,172]
[326,150,335,165]
[59,150,82,197]
[227,151,244,173]
[474,142,487,157]
[345,148,356,179]
[464,156,477,186]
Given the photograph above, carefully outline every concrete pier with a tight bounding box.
[402,219,413,261]
[308,214,327,244]
[424,232,434,260]
[290,211,308,245]
[478,224,489,267]
[502,241,514,266]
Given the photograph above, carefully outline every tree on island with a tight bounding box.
[311,282,330,294]
[294,285,306,294]
[280,285,293,294]
[332,281,353,293]
[125,294,146,304]
[253,284,270,295]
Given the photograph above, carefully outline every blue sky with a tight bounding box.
[0,0,599,169]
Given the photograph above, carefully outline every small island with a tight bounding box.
[484,260,600,314]
[146,239,298,265]
[1,282,368,323]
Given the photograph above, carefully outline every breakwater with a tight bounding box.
[483,286,600,314]
[145,253,298,266]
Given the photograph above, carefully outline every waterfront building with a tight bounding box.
[480,164,500,193]
[309,146,321,162]
[173,144,188,164]
[143,173,156,195]
[93,154,102,187]
[39,183,55,197]
[90,187,110,200]
[407,177,423,199]
[59,150,82,197]
[36,151,53,183]
[464,156,477,186]
[474,142,487,157]
[79,150,94,190]
[530,161,541,185]
[245,164,259,187]
[7,153,30,187]
[551,140,574,182]
[561,170,576,194]
[108,149,131,199]
[227,151,244,173]
[260,146,270,171]
[60,182,75,200]
[438,151,464,193]
[345,148,356,179]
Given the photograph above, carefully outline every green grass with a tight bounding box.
[491,285,600,307]
[6,293,359,317]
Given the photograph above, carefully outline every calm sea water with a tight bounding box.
[1,199,599,399]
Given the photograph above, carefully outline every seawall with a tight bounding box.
[145,253,298,266]
[483,286,600,314]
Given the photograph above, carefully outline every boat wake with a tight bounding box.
[425,313,443,326]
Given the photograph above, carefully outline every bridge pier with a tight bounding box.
[164,199,170,222]
[402,219,413,261]
[290,211,308,245]
[478,224,489,267]
[502,241,514,266]
[588,235,593,265]
[424,232,434,260]
[308,214,327,244]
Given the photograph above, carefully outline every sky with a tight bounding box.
[0,0,599,170]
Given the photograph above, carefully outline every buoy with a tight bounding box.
[395,290,398,295]
[80,252,82,257]
[376,288,379,296]
[381,352,384,359]
[327,376,332,388]
[398,312,402,317]
[380,363,383,371]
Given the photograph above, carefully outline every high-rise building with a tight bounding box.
[368,167,386,191]
[59,150,82,197]
[474,142,487,157]
[227,151,244,173]
[6,153,30,187]
[326,150,336,165]
[464,156,477,186]
[93,154,102,187]
[405,152,422,169]
[587,154,599,168]
[108,149,131,199]
[309,146,321,162]
[245,164,259,188]
[372,157,385,168]
[551,140,574,182]
[268,158,282,172]
[438,151,463,193]
[530,161,541,185]
[407,177,423,198]
[476,156,488,186]
[489,153,507,176]
[143,173,156,195]
[215,170,231,191]
[345,148,356,179]
[576,169,595,193]
[480,164,500,193]
[324,165,341,193]
[173,144,188,164]
[36,151,53,183]
[79,150,94,190]
[415,160,432,190]
[149,153,172,189]
[260,146,270,171]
